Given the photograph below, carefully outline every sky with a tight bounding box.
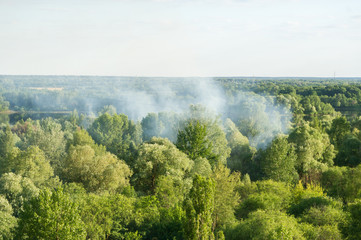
[0,0,360,77]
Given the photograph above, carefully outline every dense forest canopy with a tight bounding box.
[1,75,361,239]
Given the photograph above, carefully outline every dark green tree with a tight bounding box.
[258,135,298,183]
[88,113,142,164]
[328,116,350,149]
[176,120,215,164]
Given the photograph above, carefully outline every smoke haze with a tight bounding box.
[0,75,292,148]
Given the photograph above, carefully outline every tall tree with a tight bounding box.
[211,165,240,231]
[176,120,215,162]
[88,113,142,164]
[184,175,215,240]
[182,105,231,166]
[0,125,17,175]
[258,135,298,183]
[328,116,350,150]
[224,118,256,175]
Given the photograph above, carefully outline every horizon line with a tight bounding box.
[1,74,361,79]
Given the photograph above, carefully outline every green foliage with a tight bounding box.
[258,135,298,183]
[141,113,164,142]
[63,145,132,193]
[154,175,187,208]
[0,125,17,175]
[184,175,215,240]
[226,210,305,240]
[291,181,325,206]
[12,146,54,187]
[3,77,361,239]
[67,128,106,155]
[18,118,66,175]
[0,93,9,111]
[179,105,231,166]
[147,206,185,240]
[344,200,361,240]
[108,194,137,238]
[80,194,113,239]
[17,187,86,239]
[289,124,335,182]
[224,118,256,175]
[141,112,181,142]
[300,205,347,227]
[211,164,240,230]
[334,134,361,167]
[0,173,39,217]
[322,165,361,203]
[300,223,343,240]
[133,137,192,194]
[177,120,216,162]
[191,157,212,177]
[88,113,142,164]
[328,116,350,149]
[98,105,117,116]
[236,180,292,219]
[0,195,17,240]
[288,196,343,217]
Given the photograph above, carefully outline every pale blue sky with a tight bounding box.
[0,0,360,77]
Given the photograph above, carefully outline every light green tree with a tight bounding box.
[288,124,335,183]
[0,173,39,217]
[17,187,86,240]
[0,195,17,240]
[184,175,215,240]
[133,137,193,194]
[227,210,305,240]
[20,118,66,175]
[0,125,17,175]
[13,146,54,187]
[63,145,132,193]
[211,164,240,231]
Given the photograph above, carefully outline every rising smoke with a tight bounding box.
[0,76,292,148]
[107,77,292,148]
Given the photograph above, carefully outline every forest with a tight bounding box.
[1,75,361,239]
